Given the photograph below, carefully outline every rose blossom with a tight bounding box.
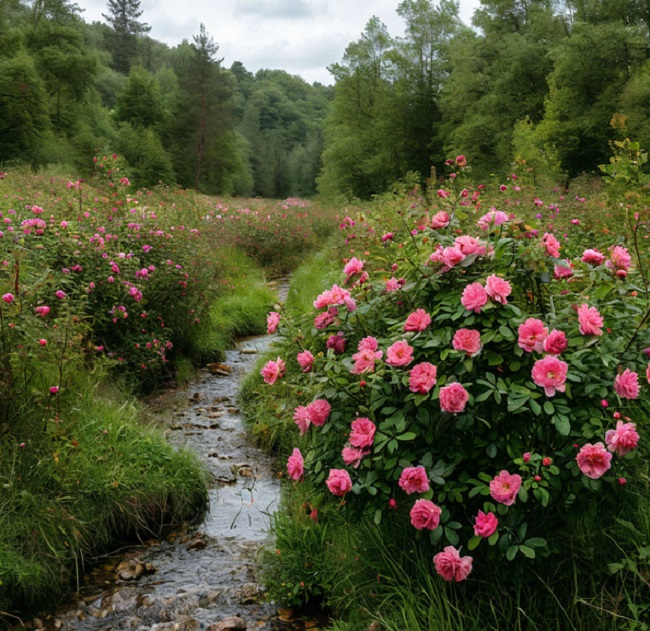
[576,442,612,479]
[2,293,13,304]
[314,311,335,330]
[452,329,482,356]
[386,340,414,366]
[266,311,280,334]
[342,446,364,468]
[577,304,603,336]
[398,466,430,494]
[35,305,50,316]
[326,333,346,354]
[431,211,450,229]
[358,336,379,352]
[439,382,469,413]
[441,246,465,268]
[349,418,376,449]
[461,282,488,313]
[473,510,498,537]
[297,350,314,372]
[485,275,511,304]
[518,318,548,352]
[293,406,310,434]
[404,308,432,332]
[261,357,286,385]
[433,546,473,582]
[287,448,304,481]
[306,399,331,426]
[489,470,522,506]
[614,369,639,399]
[542,232,561,257]
[608,245,631,272]
[350,348,382,374]
[410,499,442,530]
[477,209,508,230]
[455,235,486,256]
[543,329,568,355]
[385,277,400,292]
[343,257,364,284]
[326,469,352,496]
[408,362,437,393]
[605,421,639,457]
[582,249,606,265]
[532,356,568,396]
[554,261,573,279]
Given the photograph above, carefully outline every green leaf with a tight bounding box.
[526,538,547,548]
[553,415,571,436]
[468,535,482,551]
[506,545,519,561]
[374,509,382,525]
[520,545,536,559]
[488,531,499,546]
[529,399,541,416]
[607,562,624,574]
[543,401,555,415]
[396,432,417,441]
[444,527,460,546]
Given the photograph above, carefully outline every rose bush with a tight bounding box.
[261,161,649,578]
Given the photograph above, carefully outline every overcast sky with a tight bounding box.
[77,0,481,85]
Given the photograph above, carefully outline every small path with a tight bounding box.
[25,282,318,631]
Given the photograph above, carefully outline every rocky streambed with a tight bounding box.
[21,286,321,631]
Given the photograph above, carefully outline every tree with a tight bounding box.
[102,0,150,74]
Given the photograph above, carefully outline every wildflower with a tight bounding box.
[518,318,548,353]
[489,470,522,506]
[605,421,639,457]
[433,546,473,582]
[398,466,430,494]
[404,308,431,332]
[410,499,442,530]
[326,469,352,496]
[474,511,498,537]
[461,282,488,313]
[577,304,603,336]
[386,340,414,367]
[439,382,469,413]
[349,418,376,449]
[408,362,437,393]
[614,369,639,399]
[260,357,286,385]
[532,356,568,396]
[576,443,612,479]
[287,448,304,481]
[452,329,482,356]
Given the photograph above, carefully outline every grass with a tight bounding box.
[0,378,208,617]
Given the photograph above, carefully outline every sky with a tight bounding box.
[77,0,481,85]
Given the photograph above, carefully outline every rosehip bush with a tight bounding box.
[262,174,649,578]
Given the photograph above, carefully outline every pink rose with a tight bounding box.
[409,499,441,530]
[455,235,486,256]
[489,470,522,506]
[553,261,573,280]
[314,311,335,329]
[605,421,639,457]
[267,311,281,334]
[531,356,568,396]
[306,399,331,426]
[431,211,450,229]
[517,318,548,353]
[408,362,437,393]
[576,442,612,479]
[608,245,631,271]
[485,275,511,305]
[358,336,379,352]
[386,340,414,367]
[614,369,639,399]
[473,510,498,538]
[577,303,603,336]
[350,348,382,374]
[461,282,488,313]
[343,257,364,284]
[452,329,482,356]
[2,293,14,304]
[326,468,352,496]
[433,546,473,582]
[542,232,561,257]
[349,418,376,449]
[441,246,465,268]
[261,357,286,385]
[398,466,430,494]
[404,308,432,332]
[543,329,567,355]
[49,386,59,395]
[55,290,67,299]
[287,448,304,481]
[582,249,605,265]
[35,305,50,316]
[477,209,508,230]
[297,350,314,372]
[439,382,469,413]
[293,406,310,434]
[385,277,400,292]
[342,446,364,468]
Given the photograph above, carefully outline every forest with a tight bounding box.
[3,0,650,200]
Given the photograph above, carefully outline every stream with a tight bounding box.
[22,282,319,631]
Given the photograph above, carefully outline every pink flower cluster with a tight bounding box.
[293,399,331,434]
[261,357,286,385]
[461,276,510,313]
[351,337,383,374]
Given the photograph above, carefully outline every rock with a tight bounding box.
[115,559,145,581]
[240,348,258,354]
[213,396,230,404]
[53,619,62,629]
[207,617,247,631]
[189,392,203,401]
[206,363,232,376]
[186,538,207,551]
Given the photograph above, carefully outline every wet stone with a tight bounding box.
[207,616,247,631]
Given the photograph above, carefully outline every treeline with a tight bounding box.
[0,0,332,197]
[319,0,650,198]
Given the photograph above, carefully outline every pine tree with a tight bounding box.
[102,0,150,74]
